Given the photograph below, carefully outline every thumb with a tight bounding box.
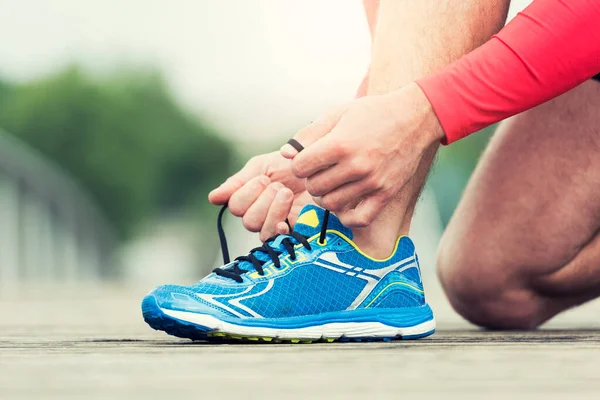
[280,105,346,159]
[208,159,263,205]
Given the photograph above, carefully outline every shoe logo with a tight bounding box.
[314,252,420,310]
[315,252,417,279]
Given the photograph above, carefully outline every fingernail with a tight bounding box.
[276,222,289,233]
[271,182,284,190]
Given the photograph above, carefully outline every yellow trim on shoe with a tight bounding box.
[302,230,408,262]
[296,209,320,228]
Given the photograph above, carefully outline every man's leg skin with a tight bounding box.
[437,80,600,329]
[348,0,510,258]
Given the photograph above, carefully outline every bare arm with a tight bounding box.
[419,0,600,144]
[368,0,510,94]
[363,0,380,39]
[355,0,380,97]
[284,0,511,237]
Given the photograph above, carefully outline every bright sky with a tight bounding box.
[0,0,532,143]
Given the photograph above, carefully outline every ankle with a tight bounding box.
[352,229,402,259]
[349,211,412,259]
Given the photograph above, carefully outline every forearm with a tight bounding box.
[368,0,511,95]
[359,0,510,235]
[355,0,379,98]
[418,0,600,144]
[367,0,511,206]
[363,0,380,40]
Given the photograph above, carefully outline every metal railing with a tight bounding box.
[0,129,116,286]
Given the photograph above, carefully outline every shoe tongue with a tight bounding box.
[293,204,353,239]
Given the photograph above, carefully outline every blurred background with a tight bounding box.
[0,0,530,296]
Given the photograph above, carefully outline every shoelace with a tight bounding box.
[213,204,330,283]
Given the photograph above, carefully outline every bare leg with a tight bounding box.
[351,0,510,257]
[437,80,600,329]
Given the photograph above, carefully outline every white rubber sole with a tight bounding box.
[162,308,436,340]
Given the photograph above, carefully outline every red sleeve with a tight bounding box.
[417,0,600,145]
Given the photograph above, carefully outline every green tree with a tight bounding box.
[0,66,233,238]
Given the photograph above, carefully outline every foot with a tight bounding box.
[142,205,435,343]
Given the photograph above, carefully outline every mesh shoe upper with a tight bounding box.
[148,205,425,320]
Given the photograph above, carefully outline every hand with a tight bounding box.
[209,151,313,241]
[280,82,444,227]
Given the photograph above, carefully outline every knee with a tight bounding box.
[436,235,544,330]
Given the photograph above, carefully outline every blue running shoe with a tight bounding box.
[142,205,435,342]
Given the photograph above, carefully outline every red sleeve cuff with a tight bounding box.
[416,75,461,145]
[416,38,511,145]
[416,0,600,146]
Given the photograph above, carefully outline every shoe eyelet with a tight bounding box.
[317,239,327,246]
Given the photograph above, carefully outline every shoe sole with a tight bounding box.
[142,296,435,343]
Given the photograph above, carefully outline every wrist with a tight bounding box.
[411,82,445,145]
[387,82,446,148]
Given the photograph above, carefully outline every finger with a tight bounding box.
[209,160,263,205]
[241,182,283,232]
[291,130,346,179]
[305,159,369,197]
[280,105,346,159]
[260,187,293,241]
[337,194,387,228]
[313,180,376,212]
[314,196,362,214]
[228,175,271,217]
[275,221,290,236]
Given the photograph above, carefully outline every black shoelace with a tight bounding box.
[213,204,330,283]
